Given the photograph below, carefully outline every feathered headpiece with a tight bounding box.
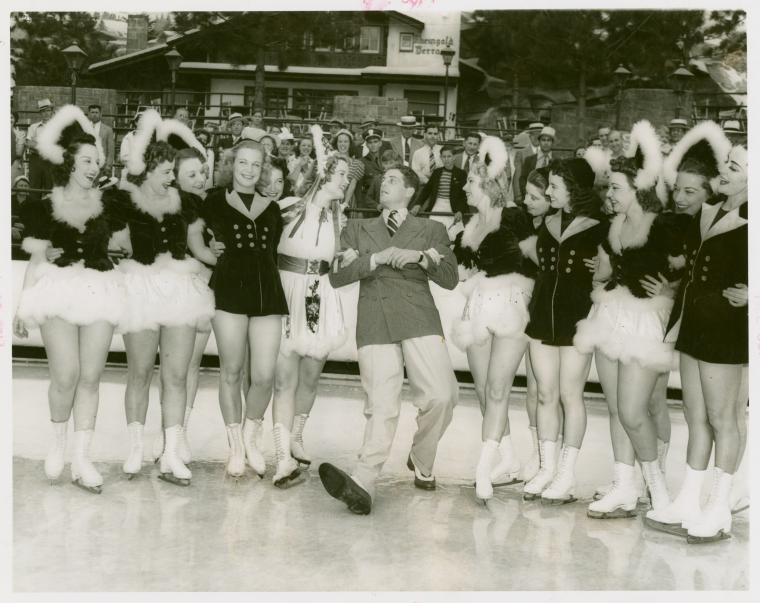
[583,146,611,184]
[126,108,163,176]
[478,135,508,180]
[625,120,663,191]
[311,123,328,179]
[662,120,731,191]
[157,118,207,157]
[36,104,105,166]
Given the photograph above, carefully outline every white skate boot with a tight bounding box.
[657,439,669,475]
[291,413,311,467]
[225,423,246,478]
[541,445,579,505]
[645,464,705,535]
[523,440,557,500]
[521,426,540,482]
[122,421,144,479]
[490,434,522,487]
[272,423,303,488]
[475,439,500,501]
[177,406,193,465]
[242,417,266,477]
[45,420,68,481]
[71,430,103,494]
[588,462,638,519]
[158,425,192,486]
[641,460,670,512]
[687,468,733,544]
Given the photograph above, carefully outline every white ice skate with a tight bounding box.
[541,445,579,505]
[242,417,267,477]
[45,420,68,482]
[490,435,522,487]
[588,462,638,519]
[158,425,192,487]
[225,423,246,478]
[122,421,144,479]
[475,439,500,501]
[640,460,670,512]
[523,440,557,500]
[645,465,705,536]
[272,423,303,489]
[521,427,540,483]
[71,430,103,494]
[686,468,733,544]
[291,413,311,467]
[177,406,193,465]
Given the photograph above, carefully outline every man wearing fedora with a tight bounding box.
[25,98,55,200]
[517,125,555,204]
[319,165,459,515]
[218,112,245,149]
[512,121,543,203]
[389,115,424,167]
[722,119,746,145]
[668,117,689,145]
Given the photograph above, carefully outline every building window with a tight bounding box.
[399,33,414,52]
[404,89,441,118]
[302,30,314,50]
[343,34,357,52]
[292,89,357,120]
[244,87,289,116]
[359,26,381,54]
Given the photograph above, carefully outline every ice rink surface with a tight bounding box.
[12,364,748,592]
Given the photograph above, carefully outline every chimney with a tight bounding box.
[127,14,149,54]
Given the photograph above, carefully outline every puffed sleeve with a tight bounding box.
[179,189,202,226]
[20,198,52,256]
[452,231,476,269]
[656,212,692,278]
[101,187,131,233]
[200,187,225,241]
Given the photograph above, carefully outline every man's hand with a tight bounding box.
[373,247,397,266]
[388,248,423,269]
[337,247,359,267]
[45,247,63,262]
[723,283,748,307]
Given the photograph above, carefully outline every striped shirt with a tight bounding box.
[436,169,453,200]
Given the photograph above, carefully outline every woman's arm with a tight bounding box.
[187,219,222,265]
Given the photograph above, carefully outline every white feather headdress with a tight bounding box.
[478,135,508,180]
[625,120,663,191]
[583,146,611,183]
[126,108,163,176]
[311,123,328,179]
[662,120,731,191]
[36,104,105,166]
[157,118,207,157]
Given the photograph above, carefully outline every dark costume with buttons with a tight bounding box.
[667,202,748,365]
[525,211,608,346]
[201,187,288,317]
[110,183,215,333]
[16,187,127,327]
[574,212,689,372]
[451,206,537,349]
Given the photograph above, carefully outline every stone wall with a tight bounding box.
[333,95,409,136]
[13,86,120,126]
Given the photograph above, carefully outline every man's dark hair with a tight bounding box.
[424,124,439,134]
[391,165,420,196]
[88,104,101,112]
[464,131,481,142]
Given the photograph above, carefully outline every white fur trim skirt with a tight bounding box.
[119,253,215,333]
[279,270,347,360]
[16,261,126,328]
[574,285,676,372]
[451,272,534,350]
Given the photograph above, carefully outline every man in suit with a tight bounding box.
[388,115,424,167]
[411,145,468,230]
[25,98,55,201]
[320,166,459,515]
[517,125,555,205]
[88,104,114,177]
[217,112,245,150]
[453,131,481,173]
[511,121,543,203]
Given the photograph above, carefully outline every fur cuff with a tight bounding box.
[22,237,51,256]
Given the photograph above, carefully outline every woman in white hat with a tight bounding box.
[14,105,127,493]
[450,135,536,501]
[646,121,748,543]
[113,109,215,487]
[575,120,681,519]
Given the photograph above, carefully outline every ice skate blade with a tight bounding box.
[687,530,731,544]
[643,517,687,535]
[72,479,102,494]
[731,501,749,515]
[274,469,305,489]
[588,507,637,520]
[523,492,542,501]
[493,476,523,488]
[541,495,577,506]
[158,473,191,487]
[125,472,139,481]
[293,456,311,468]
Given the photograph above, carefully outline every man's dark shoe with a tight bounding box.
[407,455,436,490]
[318,463,372,515]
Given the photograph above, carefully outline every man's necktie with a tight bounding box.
[404,138,410,163]
[429,148,436,174]
[387,210,399,237]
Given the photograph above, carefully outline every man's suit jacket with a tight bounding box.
[412,166,468,216]
[98,123,114,173]
[330,215,458,347]
[453,151,478,172]
[389,135,423,166]
[511,145,537,204]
